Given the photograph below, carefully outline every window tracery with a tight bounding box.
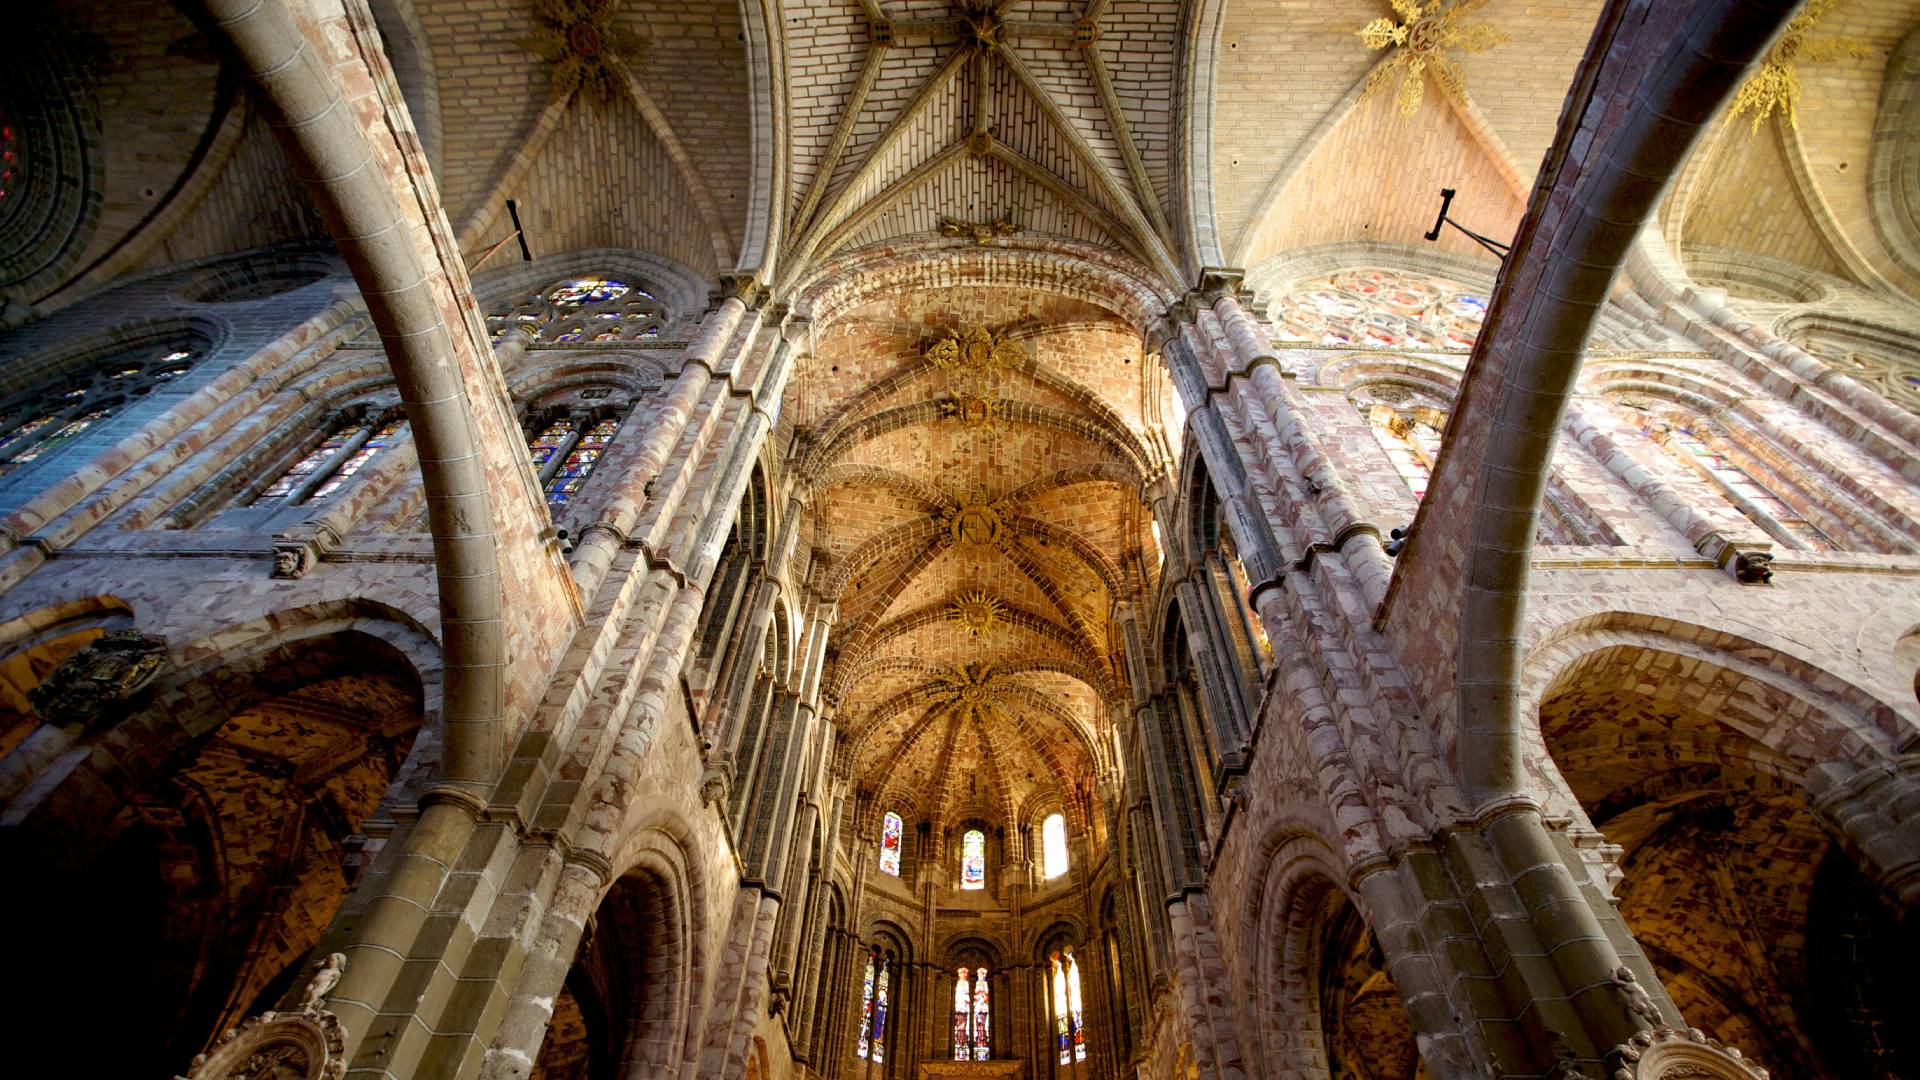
[879,810,903,876]
[1042,813,1069,880]
[960,828,986,890]
[486,276,669,344]
[0,346,198,475]
[1271,268,1489,349]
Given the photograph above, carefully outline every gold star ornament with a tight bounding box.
[1356,0,1508,117]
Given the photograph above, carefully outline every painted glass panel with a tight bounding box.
[872,958,889,1065]
[1668,424,1831,549]
[1065,948,1086,1061]
[1052,955,1071,1065]
[258,421,363,502]
[879,810,903,876]
[856,953,875,1059]
[1042,813,1068,880]
[544,418,620,505]
[953,969,971,1060]
[960,828,985,890]
[528,417,576,469]
[971,967,990,1060]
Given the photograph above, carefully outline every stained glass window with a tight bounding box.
[486,276,668,344]
[1272,268,1488,350]
[960,828,985,890]
[856,952,876,1060]
[872,956,890,1065]
[0,346,198,476]
[1051,948,1088,1065]
[879,811,903,876]
[952,968,971,1060]
[527,417,576,470]
[1622,403,1832,551]
[256,420,365,502]
[1365,403,1445,501]
[543,418,620,506]
[1042,813,1069,880]
[310,419,406,501]
[950,967,991,1060]
[971,967,990,1060]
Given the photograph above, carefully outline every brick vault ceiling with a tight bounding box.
[793,285,1163,824]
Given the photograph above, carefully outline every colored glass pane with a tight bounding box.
[953,969,971,1060]
[971,967,990,1060]
[11,411,105,464]
[311,420,403,500]
[856,953,875,1059]
[544,418,620,505]
[960,829,985,890]
[1042,813,1068,880]
[528,417,576,469]
[1052,956,1071,1064]
[1668,425,1830,549]
[258,422,364,502]
[879,811,903,876]
[872,959,889,1064]
[1367,405,1442,501]
[1066,948,1086,1061]
[548,278,630,308]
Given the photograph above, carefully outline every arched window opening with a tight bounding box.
[0,346,198,475]
[1049,947,1088,1065]
[1042,813,1069,880]
[1619,400,1832,551]
[856,949,891,1063]
[960,828,986,890]
[519,389,639,516]
[948,961,993,1061]
[253,412,407,506]
[879,811,903,876]
[1365,402,1445,500]
[487,276,669,344]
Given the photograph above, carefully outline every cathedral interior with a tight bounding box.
[4,0,1920,1078]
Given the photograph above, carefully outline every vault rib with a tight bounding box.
[994,42,1179,278]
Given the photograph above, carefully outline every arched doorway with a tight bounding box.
[530,866,690,1080]
[1538,643,1917,1078]
[0,630,426,1076]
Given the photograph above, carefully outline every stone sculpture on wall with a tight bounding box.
[177,954,350,1080]
[27,628,167,728]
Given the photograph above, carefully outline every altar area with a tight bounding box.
[915,1061,1025,1079]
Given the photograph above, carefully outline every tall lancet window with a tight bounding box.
[521,388,643,517]
[1042,813,1069,880]
[1619,400,1832,551]
[1050,947,1088,1064]
[1364,402,1445,500]
[960,828,986,890]
[971,967,990,1060]
[879,811,903,876]
[857,950,891,1062]
[543,417,620,506]
[951,966,992,1060]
